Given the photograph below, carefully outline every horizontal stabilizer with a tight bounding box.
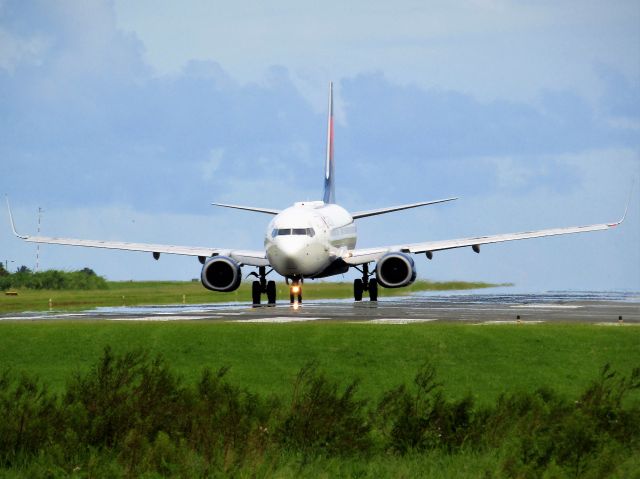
[352,197,458,219]
[211,203,281,215]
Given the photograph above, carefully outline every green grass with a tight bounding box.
[0,322,638,478]
[0,322,637,405]
[0,279,506,313]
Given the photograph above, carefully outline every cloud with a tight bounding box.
[0,1,638,290]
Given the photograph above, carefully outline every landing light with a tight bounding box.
[292,285,300,294]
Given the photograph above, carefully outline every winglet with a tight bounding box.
[5,196,27,239]
[608,181,634,227]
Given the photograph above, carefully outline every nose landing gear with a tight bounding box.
[288,278,303,305]
[250,266,276,306]
[353,263,378,302]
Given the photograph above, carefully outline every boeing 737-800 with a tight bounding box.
[7,83,627,305]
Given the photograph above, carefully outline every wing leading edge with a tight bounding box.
[6,198,269,267]
[344,210,627,266]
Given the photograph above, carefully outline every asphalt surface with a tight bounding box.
[2,291,639,324]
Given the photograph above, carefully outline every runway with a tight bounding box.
[2,290,639,324]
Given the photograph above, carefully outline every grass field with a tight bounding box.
[0,321,637,404]
[0,279,506,313]
[1,321,638,477]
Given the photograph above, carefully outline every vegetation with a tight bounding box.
[0,322,638,404]
[0,347,637,478]
[0,278,506,313]
[0,267,107,292]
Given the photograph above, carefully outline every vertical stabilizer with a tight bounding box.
[323,82,336,204]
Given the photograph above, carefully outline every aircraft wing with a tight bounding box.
[343,214,626,266]
[6,200,269,267]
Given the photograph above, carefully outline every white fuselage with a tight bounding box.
[264,201,356,277]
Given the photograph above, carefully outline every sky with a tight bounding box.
[1,0,639,291]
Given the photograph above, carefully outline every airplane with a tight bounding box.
[6,83,628,305]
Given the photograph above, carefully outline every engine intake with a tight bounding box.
[201,256,242,292]
[376,252,417,288]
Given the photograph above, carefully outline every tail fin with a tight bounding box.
[323,82,335,204]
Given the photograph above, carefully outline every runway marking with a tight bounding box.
[233,316,326,323]
[105,315,213,321]
[510,305,581,309]
[595,322,640,327]
[358,318,439,324]
[475,320,545,325]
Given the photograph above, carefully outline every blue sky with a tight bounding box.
[1,0,638,290]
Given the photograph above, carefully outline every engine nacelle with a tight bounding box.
[376,252,417,288]
[200,256,242,292]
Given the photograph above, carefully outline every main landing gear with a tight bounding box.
[250,266,276,306]
[287,277,303,304]
[353,263,378,302]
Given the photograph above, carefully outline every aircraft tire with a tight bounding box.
[267,280,276,304]
[369,278,378,301]
[252,281,261,305]
[354,279,363,301]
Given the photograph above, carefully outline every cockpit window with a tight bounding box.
[271,228,315,237]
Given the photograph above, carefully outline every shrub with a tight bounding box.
[187,366,278,471]
[0,268,108,290]
[0,371,59,466]
[375,362,475,454]
[277,362,372,456]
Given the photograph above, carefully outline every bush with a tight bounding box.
[375,362,475,454]
[277,362,372,456]
[0,371,59,466]
[0,268,108,290]
[0,351,638,477]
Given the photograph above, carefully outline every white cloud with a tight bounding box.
[0,28,49,72]
[113,0,639,103]
[201,148,224,181]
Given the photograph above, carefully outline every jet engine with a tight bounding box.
[376,252,417,288]
[201,256,242,292]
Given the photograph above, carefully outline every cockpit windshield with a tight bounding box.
[272,228,315,238]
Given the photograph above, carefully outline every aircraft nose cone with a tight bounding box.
[278,238,304,258]
[271,237,307,272]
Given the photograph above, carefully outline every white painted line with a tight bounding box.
[233,316,326,323]
[106,315,212,321]
[595,322,640,327]
[362,318,439,324]
[510,305,581,309]
[475,320,545,325]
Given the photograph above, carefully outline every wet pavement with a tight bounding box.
[2,289,638,324]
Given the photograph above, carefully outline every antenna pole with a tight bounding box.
[36,207,43,272]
